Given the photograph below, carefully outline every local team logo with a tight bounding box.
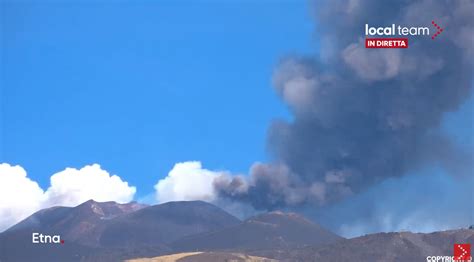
[365,20,443,48]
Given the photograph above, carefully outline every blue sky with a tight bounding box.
[1,0,473,236]
[1,0,315,199]
[1,0,472,202]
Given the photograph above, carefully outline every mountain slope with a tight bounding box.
[127,252,277,262]
[282,229,474,262]
[3,199,471,262]
[99,200,241,247]
[5,200,147,247]
[0,200,240,261]
[172,211,343,252]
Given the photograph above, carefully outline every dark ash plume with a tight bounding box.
[214,0,474,210]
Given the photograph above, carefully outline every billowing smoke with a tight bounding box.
[214,0,473,210]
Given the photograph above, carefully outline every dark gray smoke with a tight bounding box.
[214,0,474,210]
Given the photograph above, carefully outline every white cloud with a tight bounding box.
[154,161,223,203]
[0,164,45,232]
[44,164,136,207]
[0,163,136,232]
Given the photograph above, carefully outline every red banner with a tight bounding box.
[365,38,408,48]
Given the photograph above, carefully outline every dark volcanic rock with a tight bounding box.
[5,200,147,247]
[0,200,239,261]
[172,211,343,252]
[283,229,474,262]
[3,200,470,262]
[99,200,241,247]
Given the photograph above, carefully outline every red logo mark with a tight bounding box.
[454,243,471,261]
[60,240,65,244]
[431,20,444,40]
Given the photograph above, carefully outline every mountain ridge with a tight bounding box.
[171,209,343,252]
[1,200,470,262]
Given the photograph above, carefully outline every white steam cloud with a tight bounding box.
[0,164,45,233]
[44,164,136,207]
[154,161,223,203]
[0,163,136,232]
